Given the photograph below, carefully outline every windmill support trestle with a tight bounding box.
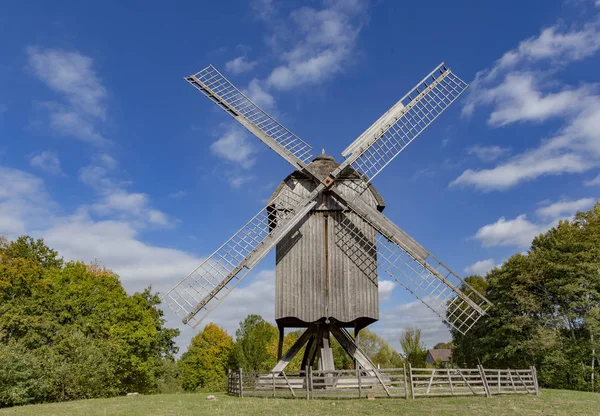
[271,321,377,375]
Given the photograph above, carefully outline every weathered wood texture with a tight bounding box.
[270,155,384,327]
[227,366,539,400]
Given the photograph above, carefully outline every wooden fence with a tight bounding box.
[227,365,539,399]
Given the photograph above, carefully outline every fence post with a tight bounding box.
[357,363,362,399]
[309,366,313,400]
[272,371,276,397]
[478,365,490,398]
[227,369,231,395]
[408,363,415,400]
[531,366,540,395]
[239,368,243,398]
[403,364,409,400]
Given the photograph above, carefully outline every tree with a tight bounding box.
[0,236,63,269]
[358,328,404,368]
[451,203,600,391]
[400,327,427,367]
[0,236,180,406]
[232,315,278,371]
[179,323,233,391]
[433,342,452,349]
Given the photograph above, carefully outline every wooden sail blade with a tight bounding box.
[186,65,313,171]
[164,191,317,328]
[331,191,491,335]
[339,63,468,183]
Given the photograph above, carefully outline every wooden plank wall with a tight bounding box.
[226,365,539,399]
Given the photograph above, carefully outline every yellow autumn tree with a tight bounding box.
[179,323,233,391]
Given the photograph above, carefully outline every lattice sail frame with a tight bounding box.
[341,64,468,183]
[186,65,313,165]
[164,191,312,328]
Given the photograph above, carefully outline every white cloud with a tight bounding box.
[168,190,187,199]
[0,167,53,238]
[378,280,396,301]
[29,150,62,175]
[251,0,275,21]
[225,56,257,74]
[464,259,497,276]
[535,197,596,219]
[456,20,600,191]
[78,155,173,227]
[43,219,199,283]
[44,104,109,145]
[473,196,597,249]
[210,125,257,170]
[265,0,367,90]
[467,145,510,162]
[452,151,590,191]
[27,47,109,146]
[88,190,172,227]
[473,214,546,248]
[27,47,107,118]
[586,173,600,185]
[244,78,275,110]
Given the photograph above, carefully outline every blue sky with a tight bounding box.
[1,0,600,351]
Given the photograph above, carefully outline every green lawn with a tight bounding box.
[1,390,598,416]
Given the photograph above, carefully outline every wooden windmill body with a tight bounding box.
[166,63,493,374]
[269,154,385,370]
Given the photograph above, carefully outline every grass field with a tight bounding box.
[1,389,598,416]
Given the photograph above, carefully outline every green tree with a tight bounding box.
[179,323,233,391]
[433,342,452,349]
[400,327,427,367]
[0,236,180,406]
[233,315,278,371]
[0,236,63,269]
[451,203,600,391]
[358,328,404,368]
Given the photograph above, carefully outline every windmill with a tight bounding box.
[165,63,492,373]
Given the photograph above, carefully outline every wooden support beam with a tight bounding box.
[272,325,314,374]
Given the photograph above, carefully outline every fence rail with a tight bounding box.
[227,365,538,399]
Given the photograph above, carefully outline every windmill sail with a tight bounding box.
[165,192,316,328]
[186,65,313,170]
[332,193,490,335]
[340,63,468,182]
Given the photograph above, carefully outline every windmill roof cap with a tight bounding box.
[269,154,386,211]
[312,153,335,162]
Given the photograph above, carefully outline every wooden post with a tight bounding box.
[497,369,501,394]
[227,369,231,395]
[239,368,243,398]
[305,366,310,400]
[409,363,415,400]
[478,365,490,398]
[403,364,409,400]
[357,363,362,399]
[272,371,276,397]
[277,326,284,361]
[448,369,454,396]
[531,366,540,395]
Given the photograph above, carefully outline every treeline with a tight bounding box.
[451,203,600,392]
[0,236,180,408]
